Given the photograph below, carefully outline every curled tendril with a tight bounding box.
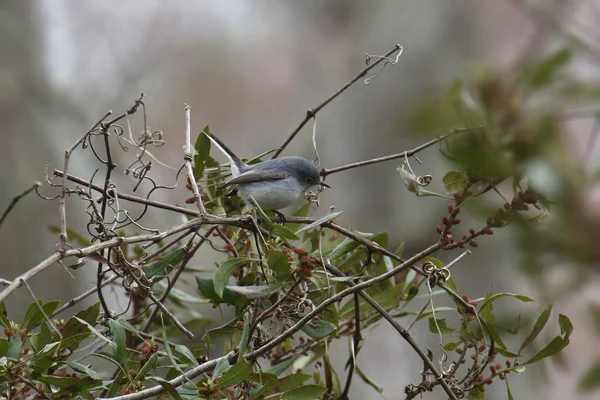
[422,261,451,286]
[417,175,433,186]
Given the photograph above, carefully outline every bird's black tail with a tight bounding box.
[203,130,244,169]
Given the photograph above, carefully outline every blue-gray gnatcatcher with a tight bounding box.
[204,131,330,211]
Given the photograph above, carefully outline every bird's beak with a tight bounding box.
[319,181,331,189]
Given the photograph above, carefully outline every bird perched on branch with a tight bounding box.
[204,131,330,212]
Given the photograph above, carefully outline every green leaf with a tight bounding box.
[162,315,184,376]
[443,170,469,193]
[266,251,291,275]
[478,292,534,315]
[281,384,327,399]
[49,226,92,247]
[519,304,553,354]
[142,248,186,281]
[37,374,102,391]
[155,281,208,304]
[227,283,283,299]
[63,361,101,380]
[0,338,8,357]
[356,364,383,393]
[195,276,249,307]
[295,211,344,234]
[21,300,60,332]
[523,314,572,365]
[521,47,572,90]
[271,224,301,241]
[442,341,462,352]
[217,359,253,388]
[73,317,113,347]
[214,258,256,298]
[174,344,199,367]
[0,301,10,328]
[6,334,22,359]
[135,352,159,381]
[263,355,299,376]
[578,359,600,392]
[250,373,311,399]
[108,319,129,370]
[298,317,336,339]
[61,302,100,339]
[194,125,213,181]
[30,320,53,353]
[237,314,250,361]
[213,357,231,379]
[506,379,515,400]
[147,377,183,400]
[428,318,454,335]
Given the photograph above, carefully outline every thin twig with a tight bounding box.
[272,44,403,158]
[0,181,41,229]
[183,104,206,213]
[51,275,120,318]
[321,127,474,176]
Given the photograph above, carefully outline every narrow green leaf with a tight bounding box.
[506,379,515,400]
[142,248,186,280]
[577,359,600,392]
[213,357,231,379]
[519,304,553,354]
[356,364,383,393]
[328,237,361,260]
[217,359,253,388]
[267,251,291,274]
[148,377,183,400]
[295,211,344,234]
[479,293,534,315]
[0,301,10,328]
[135,352,159,381]
[0,338,8,357]
[298,317,336,339]
[108,319,129,370]
[237,314,250,361]
[271,224,301,241]
[73,317,113,347]
[175,344,200,367]
[522,315,572,366]
[21,300,60,332]
[227,282,283,299]
[195,125,213,180]
[63,361,101,380]
[281,384,327,399]
[162,315,185,375]
[214,258,257,298]
[250,373,311,399]
[263,356,298,376]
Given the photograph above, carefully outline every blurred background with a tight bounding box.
[1,0,600,399]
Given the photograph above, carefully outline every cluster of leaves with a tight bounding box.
[2,46,594,399]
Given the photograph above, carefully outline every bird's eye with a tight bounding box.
[305,178,313,184]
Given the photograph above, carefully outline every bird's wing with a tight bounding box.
[220,169,289,188]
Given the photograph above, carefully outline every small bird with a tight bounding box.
[204,131,330,211]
